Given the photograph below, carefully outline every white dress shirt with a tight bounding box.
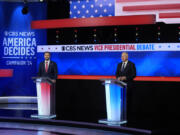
[122,60,128,70]
[45,60,50,69]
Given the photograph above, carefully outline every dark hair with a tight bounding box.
[44,51,51,55]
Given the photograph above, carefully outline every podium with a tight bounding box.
[99,79,127,125]
[31,77,56,119]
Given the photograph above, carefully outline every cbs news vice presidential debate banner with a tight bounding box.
[0,2,47,96]
[37,43,180,77]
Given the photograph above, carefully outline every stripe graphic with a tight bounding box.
[0,69,13,77]
[37,43,180,53]
[115,0,180,23]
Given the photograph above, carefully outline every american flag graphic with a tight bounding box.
[70,0,115,18]
[70,0,180,24]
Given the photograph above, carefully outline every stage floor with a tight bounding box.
[0,117,151,135]
[0,109,170,135]
[0,122,132,135]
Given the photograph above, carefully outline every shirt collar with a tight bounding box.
[123,60,128,64]
[45,60,50,63]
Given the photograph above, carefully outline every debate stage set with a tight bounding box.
[1,0,180,135]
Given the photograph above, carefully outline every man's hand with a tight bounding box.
[51,79,56,83]
[121,76,127,81]
[118,76,127,81]
[117,77,121,81]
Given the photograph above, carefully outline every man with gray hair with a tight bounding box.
[116,52,136,121]
[116,52,136,82]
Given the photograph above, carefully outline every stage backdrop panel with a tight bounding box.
[37,43,180,77]
[0,2,47,96]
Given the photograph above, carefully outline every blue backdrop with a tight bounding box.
[0,2,47,96]
[37,50,180,77]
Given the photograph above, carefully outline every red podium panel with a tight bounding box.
[31,77,56,119]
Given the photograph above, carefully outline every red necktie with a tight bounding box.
[45,61,48,72]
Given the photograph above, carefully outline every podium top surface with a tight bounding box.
[32,77,53,84]
[100,79,127,87]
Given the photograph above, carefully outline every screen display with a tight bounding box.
[37,43,180,77]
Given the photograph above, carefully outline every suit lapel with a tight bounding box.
[48,61,51,72]
[124,61,129,71]
[42,61,45,72]
[120,63,123,72]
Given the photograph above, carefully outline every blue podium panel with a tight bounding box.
[105,83,121,121]
[99,79,127,125]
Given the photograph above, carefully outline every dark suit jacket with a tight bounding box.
[116,61,136,82]
[38,61,58,79]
